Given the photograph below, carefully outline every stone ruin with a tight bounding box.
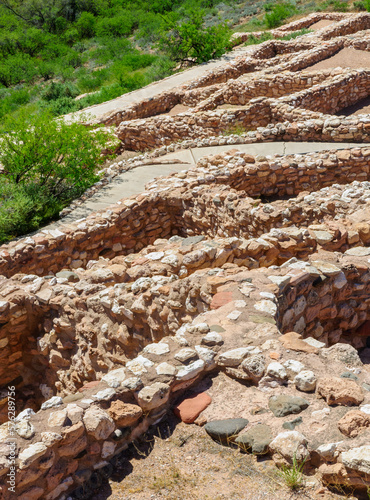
[0,11,370,500]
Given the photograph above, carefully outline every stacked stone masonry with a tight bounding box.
[1,11,370,500]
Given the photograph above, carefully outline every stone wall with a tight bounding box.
[1,147,369,279]
[2,252,369,500]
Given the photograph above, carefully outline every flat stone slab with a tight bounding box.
[204,418,249,443]
[268,395,309,418]
[173,392,212,424]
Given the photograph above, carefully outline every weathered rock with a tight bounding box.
[235,424,273,454]
[341,445,370,475]
[269,431,309,463]
[294,370,317,392]
[269,395,309,417]
[83,406,115,440]
[241,354,266,382]
[316,377,364,406]
[337,410,370,437]
[137,382,170,411]
[108,401,142,427]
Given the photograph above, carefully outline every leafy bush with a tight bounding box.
[42,82,79,101]
[157,10,232,64]
[76,12,96,38]
[77,68,110,92]
[0,111,116,242]
[265,3,296,28]
[96,14,136,38]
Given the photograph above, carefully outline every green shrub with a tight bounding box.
[77,68,110,92]
[96,14,136,38]
[157,10,232,64]
[265,3,296,28]
[0,54,37,87]
[76,12,96,38]
[0,110,116,242]
[42,82,79,101]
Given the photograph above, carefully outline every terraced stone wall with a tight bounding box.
[0,147,369,279]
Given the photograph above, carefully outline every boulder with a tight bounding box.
[83,406,115,440]
[337,410,370,437]
[137,382,170,411]
[108,401,143,427]
[269,431,309,463]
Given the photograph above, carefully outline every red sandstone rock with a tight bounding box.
[210,291,233,310]
[173,392,212,424]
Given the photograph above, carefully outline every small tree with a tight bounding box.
[0,110,118,242]
[157,9,231,65]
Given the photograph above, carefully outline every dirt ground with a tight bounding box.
[336,95,370,116]
[90,372,366,500]
[167,104,190,116]
[305,48,370,71]
[309,20,335,30]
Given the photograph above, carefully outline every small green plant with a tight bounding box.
[277,454,306,490]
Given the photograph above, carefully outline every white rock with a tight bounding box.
[102,368,126,388]
[283,359,305,379]
[195,345,217,370]
[218,346,261,367]
[41,396,63,411]
[92,388,116,402]
[294,370,317,392]
[143,343,170,356]
[156,362,177,376]
[266,362,287,380]
[302,337,326,349]
[333,272,347,289]
[48,409,67,427]
[174,348,198,363]
[201,332,223,346]
[316,442,339,459]
[360,404,370,415]
[341,445,370,474]
[254,300,277,316]
[227,310,242,321]
[176,359,205,381]
[311,407,330,420]
[126,355,154,375]
[15,408,35,423]
[19,443,47,469]
[15,420,35,439]
[137,382,170,410]
[269,431,309,462]
[146,251,165,261]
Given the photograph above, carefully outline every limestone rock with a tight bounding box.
[341,445,370,475]
[83,406,115,440]
[137,382,170,411]
[19,443,48,469]
[294,370,317,392]
[269,431,309,463]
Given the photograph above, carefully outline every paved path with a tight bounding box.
[46,141,364,229]
[65,45,255,121]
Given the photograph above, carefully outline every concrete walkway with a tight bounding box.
[46,141,364,229]
[65,45,255,121]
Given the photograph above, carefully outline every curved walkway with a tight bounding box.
[47,141,365,229]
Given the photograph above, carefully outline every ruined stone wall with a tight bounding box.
[276,259,370,347]
[3,254,370,500]
[280,70,370,115]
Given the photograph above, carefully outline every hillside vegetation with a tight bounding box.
[0,0,368,126]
